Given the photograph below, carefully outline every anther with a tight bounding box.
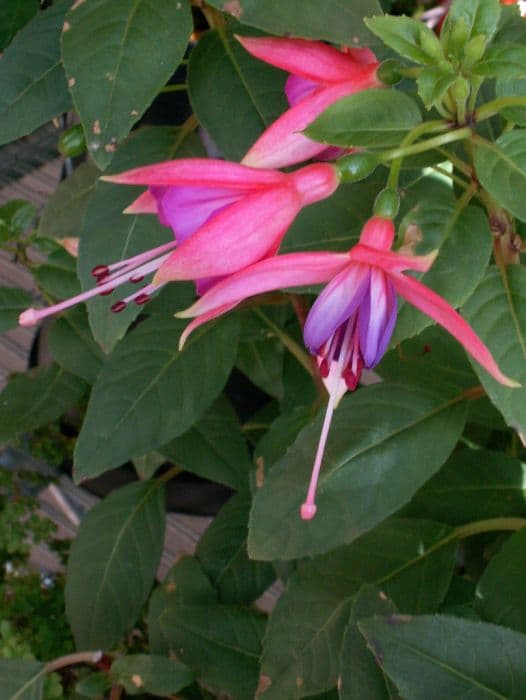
[91,264,109,279]
[130,275,144,284]
[134,293,150,305]
[111,301,127,313]
[98,287,115,296]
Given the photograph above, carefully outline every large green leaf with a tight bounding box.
[0,287,32,335]
[188,26,287,161]
[305,89,422,149]
[161,604,266,700]
[0,0,39,50]
[39,161,99,239]
[391,198,492,345]
[365,15,442,65]
[33,248,80,301]
[462,266,526,434]
[442,0,501,46]
[48,307,105,384]
[207,0,382,47]
[161,394,251,491]
[73,314,239,481]
[0,1,71,146]
[77,127,204,353]
[258,519,456,700]
[359,614,526,699]
[65,480,166,649]
[474,130,526,222]
[249,381,467,560]
[0,659,45,700]
[476,527,526,633]
[0,364,86,442]
[61,0,192,169]
[110,655,194,696]
[340,586,400,700]
[496,76,526,126]
[474,44,526,79]
[196,493,275,605]
[405,449,526,525]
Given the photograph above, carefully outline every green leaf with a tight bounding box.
[462,266,526,434]
[253,405,311,472]
[405,449,526,525]
[39,161,99,239]
[0,1,72,146]
[207,0,382,47]
[496,76,526,125]
[442,0,501,46]
[249,381,467,560]
[364,15,440,64]
[359,614,526,699]
[0,0,40,50]
[474,130,526,222]
[161,393,250,491]
[77,126,205,352]
[75,672,112,698]
[74,314,240,481]
[305,89,422,149]
[161,604,266,700]
[258,518,456,700]
[196,493,275,605]
[391,200,492,345]
[340,586,399,700]
[474,43,526,78]
[111,655,194,696]
[0,287,32,335]
[148,557,217,655]
[236,337,284,400]
[65,480,166,649]
[0,200,37,240]
[417,65,457,109]
[188,26,287,161]
[48,307,104,384]
[61,0,192,169]
[0,659,45,700]
[476,528,526,633]
[33,248,80,301]
[0,364,86,442]
[132,451,165,480]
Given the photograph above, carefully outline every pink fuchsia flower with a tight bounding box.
[18,159,339,327]
[176,215,518,519]
[237,36,381,169]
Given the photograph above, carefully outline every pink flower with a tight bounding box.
[176,215,518,519]
[237,36,381,169]
[19,159,339,327]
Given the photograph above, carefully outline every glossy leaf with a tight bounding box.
[305,89,422,148]
[475,44,526,78]
[249,381,467,560]
[442,0,501,45]
[0,0,39,50]
[417,65,456,109]
[391,200,492,344]
[48,306,105,384]
[33,248,80,301]
[77,126,205,352]
[39,161,99,239]
[476,528,526,633]
[74,314,240,481]
[196,492,276,605]
[258,519,456,700]
[61,0,192,169]
[188,26,287,160]
[474,130,526,222]
[161,394,251,491]
[111,655,194,696]
[65,480,166,649]
[365,15,441,64]
[496,76,526,125]
[405,449,526,525]
[463,266,526,434]
[0,200,37,240]
[0,287,32,335]
[359,614,526,700]
[207,0,382,47]
[0,0,71,145]
[0,659,45,700]
[236,337,284,400]
[0,364,86,443]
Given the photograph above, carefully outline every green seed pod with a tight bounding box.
[58,124,86,158]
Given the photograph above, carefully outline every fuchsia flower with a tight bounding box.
[237,36,381,169]
[19,160,339,327]
[176,215,518,520]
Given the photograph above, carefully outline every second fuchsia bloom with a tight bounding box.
[176,215,519,520]
[237,36,381,169]
[19,159,339,327]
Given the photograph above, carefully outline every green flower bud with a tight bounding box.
[374,188,400,219]
[377,59,405,86]
[336,151,379,183]
[58,124,86,158]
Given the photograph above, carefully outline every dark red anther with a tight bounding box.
[111,301,127,313]
[343,358,363,392]
[134,293,150,305]
[130,275,144,284]
[319,358,330,378]
[91,264,109,279]
[98,287,115,296]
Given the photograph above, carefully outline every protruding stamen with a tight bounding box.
[98,287,115,296]
[111,301,127,313]
[91,264,109,279]
[134,293,150,305]
[130,275,144,284]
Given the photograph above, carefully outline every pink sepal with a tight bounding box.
[124,190,158,214]
[350,244,438,273]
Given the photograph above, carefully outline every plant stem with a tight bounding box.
[477,95,526,122]
[44,651,103,674]
[387,120,449,190]
[381,127,472,163]
[160,84,188,94]
[454,517,526,540]
[158,464,183,482]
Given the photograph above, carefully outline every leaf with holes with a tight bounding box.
[65,480,166,649]
[61,0,192,169]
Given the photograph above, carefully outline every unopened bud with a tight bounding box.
[336,152,379,183]
[374,188,400,219]
[377,59,405,86]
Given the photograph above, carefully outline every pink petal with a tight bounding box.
[358,269,397,367]
[344,46,378,65]
[235,35,376,83]
[242,80,378,169]
[124,190,158,214]
[102,158,286,188]
[350,244,438,273]
[178,302,239,350]
[285,74,319,106]
[154,187,302,282]
[178,251,350,320]
[390,272,520,388]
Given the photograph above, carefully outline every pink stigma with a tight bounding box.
[301,503,317,520]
